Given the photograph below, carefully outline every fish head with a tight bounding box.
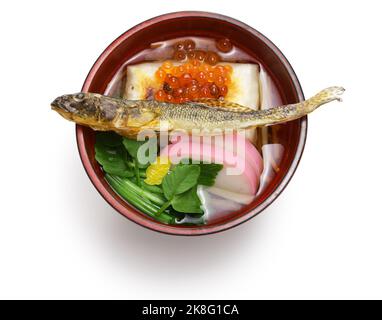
[51,93,119,124]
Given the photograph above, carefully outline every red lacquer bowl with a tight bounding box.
[77,11,306,235]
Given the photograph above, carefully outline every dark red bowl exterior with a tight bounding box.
[76,11,306,235]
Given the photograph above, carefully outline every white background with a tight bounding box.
[0,0,381,300]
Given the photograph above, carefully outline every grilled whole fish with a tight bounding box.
[51,86,344,136]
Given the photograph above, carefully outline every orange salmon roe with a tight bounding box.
[154,60,233,103]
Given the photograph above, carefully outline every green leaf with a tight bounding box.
[122,138,149,185]
[95,133,132,178]
[197,163,224,186]
[122,138,145,159]
[172,186,203,215]
[101,163,134,178]
[95,145,122,163]
[162,165,201,200]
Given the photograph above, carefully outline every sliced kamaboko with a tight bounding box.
[170,133,263,179]
[161,141,256,194]
[162,134,263,195]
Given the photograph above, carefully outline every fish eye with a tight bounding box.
[74,93,85,101]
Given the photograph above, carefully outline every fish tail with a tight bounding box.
[246,86,345,127]
[302,86,345,113]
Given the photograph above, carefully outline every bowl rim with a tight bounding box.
[76,11,307,236]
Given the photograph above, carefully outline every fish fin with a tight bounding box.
[126,111,156,127]
[190,99,253,112]
[114,119,173,137]
[142,118,173,132]
[114,127,142,137]
[90,126,109,131]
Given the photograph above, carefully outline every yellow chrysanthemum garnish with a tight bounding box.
[144,156,171,185]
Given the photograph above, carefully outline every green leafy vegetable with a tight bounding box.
[105,174,174,224]
[112,176,166,206]
[157,162,223,216]
[156,164,200,215]
[95,136,133,178]
[178,160,223,186]
[162,165,200,200]
[139,169,147,178]
[122,137,153,185]
[122,138,150,167]
[197,163,224,186]
[122,138,144,185]
[122,138,145,158]
[172,186,203,215]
